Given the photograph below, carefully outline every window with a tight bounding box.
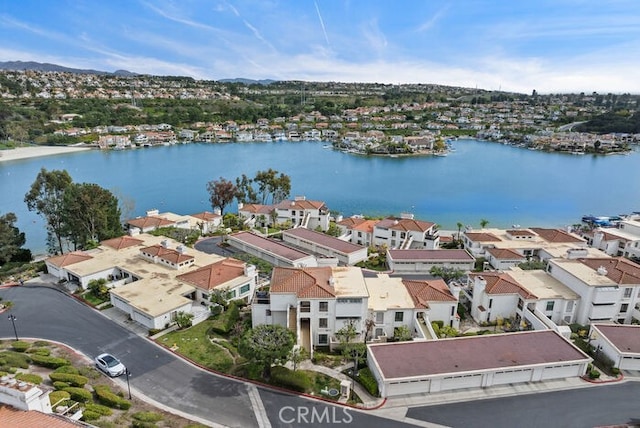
[489,298,493,309]
[319,301,328,312]
[240,284,250,294]
[319,318,328,328]
[546,301,555,311]
[517,299,524,310]
[318,334,328,344]
[394,312,404,322]
[300,301,311,312]
[266,309,271,316]
[621,303,629,313]
[451,306,455,316]
[376,312,384,324]
[226,289,236,299]
[566,301,574,312]
[624,288,632,298]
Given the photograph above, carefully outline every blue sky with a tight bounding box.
[1,0,639,93]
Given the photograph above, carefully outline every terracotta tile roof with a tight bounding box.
[599,231,629,242]
[270,266,336,298]
[530,227,584,243]
[283,228,364,254]
[376,217,435,232]
[368,330,589,379]
[141,244,194,264]
[388,249,474,261]
[337,217,367,228]
[101,235,144,250]
[352,219,377,233]
[127,215,175,229]
[274,199,326,210]
[593,324,640,354]
[464,232,501,242]
[486,247,525,260]
[190,211,222,221]
[402,279,456,308]
[579,257,640,284]
[506,229,536,237]
[0,406,84,427]
[239,204,274,214]
[46,251,93,267]
[176,258,245,290]
[470,271,537,299]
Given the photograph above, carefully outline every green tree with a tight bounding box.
[393,325,412,341]
[429,266,465,284]
[456,221,464,243]
[479,218,489,229]
[175,311,194,329]
[24,168,73,254]
[253,169,291,204]
[289,346,308,372]
[206,177,237,216]
[61,183,122,250]
[0,212,26,264]
[239,324,295,380]
[88,278,109,300]
[234,174,258,204]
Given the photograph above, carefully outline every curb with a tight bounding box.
[581,373,624,384]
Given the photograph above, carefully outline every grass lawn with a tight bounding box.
[159,321,235,372]
[82,292,108,307]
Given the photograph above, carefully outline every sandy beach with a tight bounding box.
[0,145,93,162]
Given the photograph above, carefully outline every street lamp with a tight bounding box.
[125,368,132,399]
[7,314,18,341]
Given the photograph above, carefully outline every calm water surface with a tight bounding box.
[1,139,639,254]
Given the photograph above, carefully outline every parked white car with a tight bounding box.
[95,353,126,377]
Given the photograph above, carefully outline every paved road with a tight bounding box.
[0,284,416,428]
[406,380,640,428]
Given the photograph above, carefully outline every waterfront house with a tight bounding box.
[281,227,368,266]
[386,249,475,274]
[336,216,377,247]
[372,214,440,250]
[226,231,317,268]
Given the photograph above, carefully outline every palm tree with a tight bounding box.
[456,221,464,243]
[480,218,489,229]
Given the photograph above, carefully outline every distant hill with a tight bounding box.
[0,61,136,76]
[218,78,277,85]
[576,111,640,134]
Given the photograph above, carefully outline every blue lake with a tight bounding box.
[1,139,639,255]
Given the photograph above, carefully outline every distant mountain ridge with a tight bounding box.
[218,78,277,85]
[0,61,136,76]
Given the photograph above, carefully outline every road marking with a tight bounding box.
[247,384,272,428]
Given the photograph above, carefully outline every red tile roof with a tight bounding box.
[46,251,93,267]
[101,235,144,250]
[506,229,536,237]
[0,406,84,427]
[470,271,537,299]
[270,267,335,298]
[127,216,174,229]
[352,219,377,233]
[402,279,457,308]
[141,245,194,264]
[368,330,589,379]
[274,199,326,210]
[190,211,221,221]
[486,247,525,260]
[593,324,640,354]
[530,227,584,243]
[176,258,246,291]
[376,217,435,232]
[579,257,640,284]
[337,217,367,228]
[239,204,273,215]
[464,232,501,242]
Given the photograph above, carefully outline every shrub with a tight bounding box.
[94,384,131,410]
[27,347,51,356]
[133,411,163,423]
[11,341,30,352]
[270,366,311,392]
[53,381,71,390]
[30,354,70,368]
[85,403,113,416]
[81,410,101,421]
[55,365,80,375]
[611,367,621,376]
[49,372,88,387]
[131,421,158,428]
[15,373,42,384]
[588,369,601,379]
[356,368,379,397]
[49,390,71,407]
[64,386,92,402]
[33,340,50,347]
[0,351,30,369]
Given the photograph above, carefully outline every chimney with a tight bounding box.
[176,245,185,254]
[161,240,168,248]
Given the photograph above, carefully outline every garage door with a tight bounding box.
[386,379,430,397]
[440,373,482,391]
[541,364,577,380]
[493,368,533,385]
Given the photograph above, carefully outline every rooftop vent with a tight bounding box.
[596,266,608,276]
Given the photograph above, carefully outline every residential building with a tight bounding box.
[372,214,440,250]
[226,231,317,268]
[367,330,590,397]
[589,324,640,370]
[386,249,475,274]
[273,197,330,231]
[281,227,368,266]
[336,216,377,247]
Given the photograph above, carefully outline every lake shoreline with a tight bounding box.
[0,145,93,163]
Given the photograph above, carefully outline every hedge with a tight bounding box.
[210,302,240,334]
[0,351,30,369]
[10,341,30,352]
[133,411,163,423]
[94,384,131,410]
[81,410,101,421]
[270,366,311,393]
[49,390,71,406]
[356,368,379,397]
[54,365,80,375]
[63,386,92,402]
[53,381,71,390]
[26,347,51,356]
[84,403,113,416]
[49,372,88,387]
[15,373,43,384]
[30,354,70,369]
